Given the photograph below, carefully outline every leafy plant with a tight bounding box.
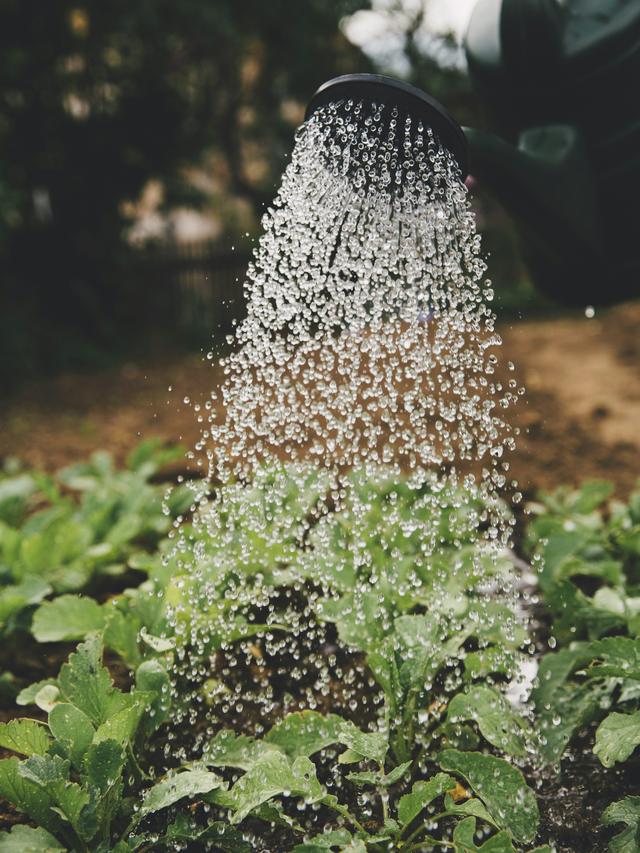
[0,459,554,851]
[199,710,543,851]
[530,481,640,850]
[527,479,640,643]
[0,636,175,852]
[0,440,190,655]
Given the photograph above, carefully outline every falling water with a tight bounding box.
[161,97,524,792]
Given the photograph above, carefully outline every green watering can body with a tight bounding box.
[465,0,640,305]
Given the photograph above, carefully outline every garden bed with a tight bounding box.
[1,442,640,851]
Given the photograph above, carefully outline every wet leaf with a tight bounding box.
[439,750,539,843]
[397,772,455,827]
[0,719,51,757]
[446,686,528,758]
[83,739,125,793]
[228,753,324,824]
[594,711,640,768]
[532,645,607,765]
[204,730,281,771]
[0,758,61,836]
[265,711,345,759]
[292,830,355,852]
[48,703,94,768]
[337,720,387,764]
[587,637,640,681]
[163,813,251,851]
[443,793,499,828]
[103,608,142,669]
[602,796,640,853]
[57,635,128,726]
[451,817,515,852]
[139,767,223,817]
[135,659,172,737]
[347,760,411,788]
[93,699,146,747]
[19,754,89,836]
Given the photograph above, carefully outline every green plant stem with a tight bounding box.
[399,811,449,849]
[406,838,454,852]
[324,798,368,835]
[127,742,149,784]
[378,762,389,823]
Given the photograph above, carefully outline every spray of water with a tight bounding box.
[161,98,524,784]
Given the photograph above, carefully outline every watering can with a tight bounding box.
[464,0,640,305]
[307,0,639,306]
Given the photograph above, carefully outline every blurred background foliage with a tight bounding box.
[0,0,535,389]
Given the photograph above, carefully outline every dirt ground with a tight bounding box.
[2,301,640,498]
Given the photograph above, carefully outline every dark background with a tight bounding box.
[1,0,639,500]
[0,0,538,390]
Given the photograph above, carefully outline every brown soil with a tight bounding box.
[2,302,640,497]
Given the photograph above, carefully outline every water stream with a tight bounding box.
[161,96,525,796]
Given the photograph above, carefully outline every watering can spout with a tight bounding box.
[464,125,606,305]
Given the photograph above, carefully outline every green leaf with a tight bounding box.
[16,679,57,707]
[588,637,640,681]
[265,712,345,759]
[397,772,455,827]
[264,712,387,764]
[57,635,124,726]
[292,830,355,852]
[229,753,324,824]
[447,686,528,758]
[163,813,251,851]
[443,794,499,828]
[394,613,455,689]
[205,730,280,771]
[0,825,65,852]
[251,800,302,830]
[336,720,388,765]
[49,703,95,768]
[103,608,141,669]
[347,760,411,788]
[573,480,614,513]
[83,739,125,793]
[139,767,223,817]
[367,638,403,716]
[32,595,106,643]
[550,581,625,643]
[341,843,367,853]
[602,797,640,853]
[0,719,51,757]
[0,577,52,628]
[594,712,640,768]
[35,685,61,714]
[78,740,126,843]
[0,758,61,836]
[463,648,519,682]
[452,817,516,852]
[93,700,145,747]
[532,645,606,764]
[19,754,89,833]
[134,659,171,737]
[439,750,539,844]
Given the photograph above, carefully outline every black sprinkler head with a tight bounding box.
[305,73,468,179]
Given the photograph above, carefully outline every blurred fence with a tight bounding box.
[134,241,251,345]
